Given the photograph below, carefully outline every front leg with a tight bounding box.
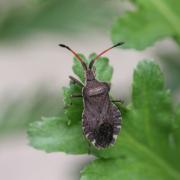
[69,76,84,87]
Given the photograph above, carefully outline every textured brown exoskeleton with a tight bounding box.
[59,43,124,149]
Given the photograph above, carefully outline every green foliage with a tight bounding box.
[81,61,180,180]
[28,57,180,179]
[28,116,88,153]
[81,157,170,180]
[112,0,180,50]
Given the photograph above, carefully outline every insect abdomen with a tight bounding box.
[82,103,122,149]
[94,122,114,148]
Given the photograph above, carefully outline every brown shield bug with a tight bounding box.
[59,42,124,149]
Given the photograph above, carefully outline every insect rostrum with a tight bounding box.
[60,43,124,149]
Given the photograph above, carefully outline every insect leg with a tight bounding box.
[112,100,129,115]
[69,76,84,87]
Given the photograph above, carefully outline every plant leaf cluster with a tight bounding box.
[28,56,180,179]
[112,0,180,50]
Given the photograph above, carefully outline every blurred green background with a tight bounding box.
[0,0,179,136]
[0,0,179,180]
[0,0,123,135]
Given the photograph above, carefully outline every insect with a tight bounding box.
[59,42,124,149]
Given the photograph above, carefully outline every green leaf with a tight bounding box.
[63,83,83,125]
[81,60,180,180]
[112,0,180,50]
[81,157,172,180]
[28,116,88,154]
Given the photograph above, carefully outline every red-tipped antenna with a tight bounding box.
[89,42,124,69]
[59,44,87,70]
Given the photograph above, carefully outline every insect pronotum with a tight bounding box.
[59,42,124,149]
